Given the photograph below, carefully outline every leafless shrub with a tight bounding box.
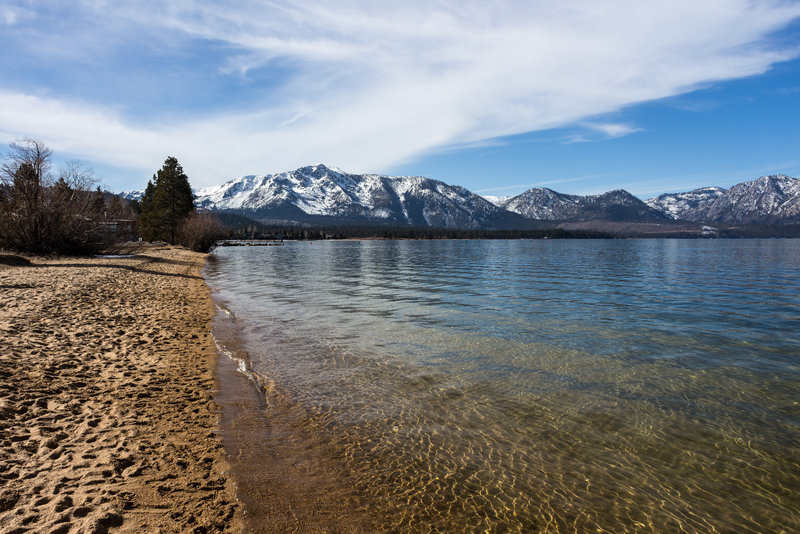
[179,211,225,252]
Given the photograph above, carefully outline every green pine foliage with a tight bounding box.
[139,157,195,244]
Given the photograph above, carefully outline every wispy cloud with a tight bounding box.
[1,2,33,26]
[1,0,799,188]
[566,122,643,143]
[770,86,800,95]
[584,123,643,138]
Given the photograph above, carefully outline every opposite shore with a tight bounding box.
[0,245,243,533]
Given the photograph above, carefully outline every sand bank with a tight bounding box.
[0,245,242,533]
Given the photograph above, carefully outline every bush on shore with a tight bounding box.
[179,211,225,253]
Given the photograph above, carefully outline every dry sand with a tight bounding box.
[0,245,243,533]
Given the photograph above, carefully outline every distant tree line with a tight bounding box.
[716,224,800,238]
[215,217,800,240]
[197,209,800,241]
[213,214,617,241]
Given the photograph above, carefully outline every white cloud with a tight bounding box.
[566,122,644,143]
[2,0,800,188]
[584,123,643,139]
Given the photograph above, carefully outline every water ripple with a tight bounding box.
[206,239,800,532]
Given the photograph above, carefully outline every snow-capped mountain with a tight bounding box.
[704,175,800,224]
[646,175,800,224]
[119,190,144,202]
[500,188,580,219]
[194,164,526,229]
[501,188,670,222]
[645,187,726,220]
[119,167,800,229]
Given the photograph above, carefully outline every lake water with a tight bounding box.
[204,239,800,532]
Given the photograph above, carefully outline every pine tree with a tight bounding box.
[92,186,106,218]
[138,180,157,240]
[139,157,194,244]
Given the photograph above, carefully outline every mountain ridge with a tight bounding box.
[500,188,670,222]
[120,167,800,229]
[194,164,530,230]
[644,175,800,224]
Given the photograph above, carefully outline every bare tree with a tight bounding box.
[0,138,117,254]
[0,137,52,186]
[1,139,53,252]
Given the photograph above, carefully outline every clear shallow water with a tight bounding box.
[205,239,800,532]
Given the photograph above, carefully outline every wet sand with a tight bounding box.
[0,245,243,533]
[212,301,379,533]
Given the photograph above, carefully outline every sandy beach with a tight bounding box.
[0,245,243,533]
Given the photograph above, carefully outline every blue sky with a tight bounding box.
[1,1,799,199]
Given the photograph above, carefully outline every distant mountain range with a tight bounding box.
[644,175,800,224]
[120,167,800,230]
[192,164,529,229]
[501,188,670,222]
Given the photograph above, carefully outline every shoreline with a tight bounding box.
[209,283,379,533]
[0,245,243,533]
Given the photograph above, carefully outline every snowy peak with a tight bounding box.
[502,187,669,222]
[481,195,511,206]
[500,188,580,219]
[121,169,800,229]
[645,175,800,224]
[705,175,800,223]
[194,166,521,229]
[119,190,144,202]
[645,187,726,220]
